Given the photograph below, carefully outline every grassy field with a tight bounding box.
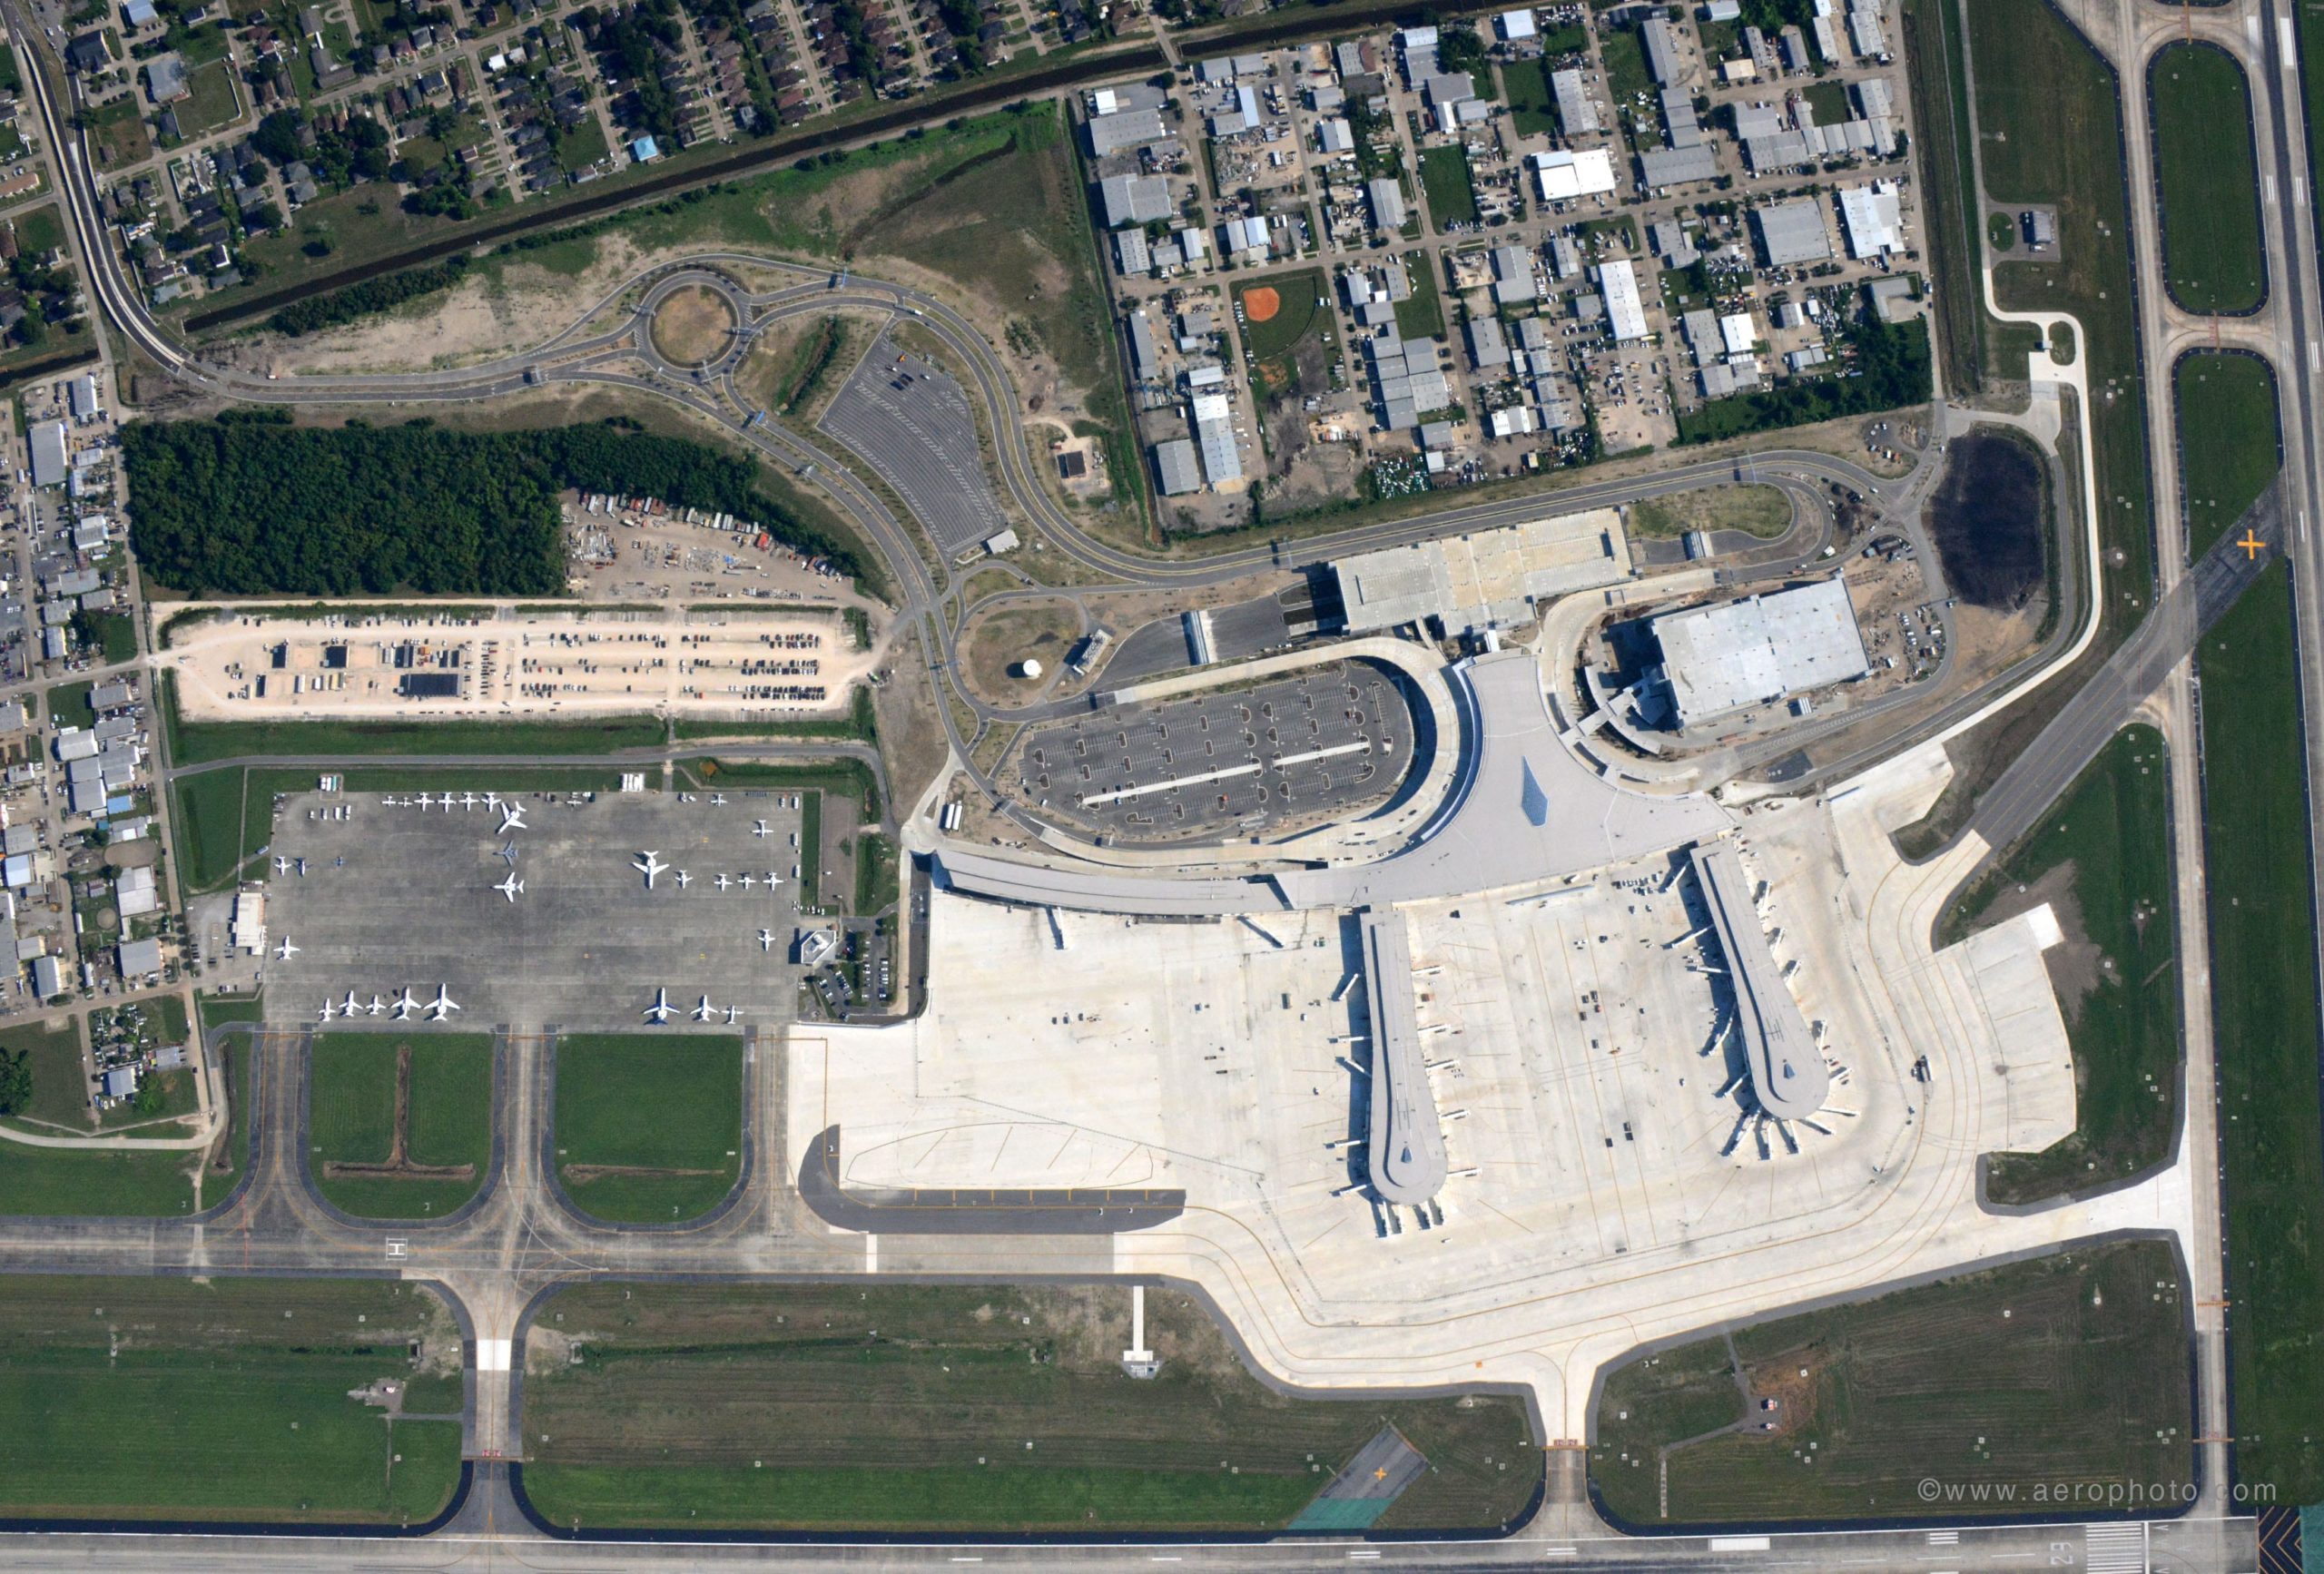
[1942,726,2178,1204]
[85,610,137,664]
[1628,485,1790,539]
[0,1139,204,1215]
[167,709,665,766]
[84,96,151,172]
[2148,44,2266,316]
[232,186,468,301]
[554,1033,742,1222]
[1903,0,1985,389]
[176,54,242,136]
[1503,57,1558,136]
[2172,350,2280,558]
[1592,1240,2191,1526]
[1393,251,1444,340]
[1,1018,89,1130]
[1417,144,1477,230]
[518,1282,1540,1532]
[310,1031,493,1219]
[1969,0,2154,641]
[0,1276,463,1524]
[1235,269,1324,363]
[1602,26,1649,105]
[2199,560,2324,1500]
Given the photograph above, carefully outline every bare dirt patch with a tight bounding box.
[1628,484,1792,539]
[1242,285,1281,323]
[650,285,738,367]
[561,1164,724,1185]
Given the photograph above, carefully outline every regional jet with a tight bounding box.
[495,873,525,902]
[752,820,772,838]
[367,995,387,1017]
[714,873,733,891]
[274,938,300,959]
[692,994,717,1022]
[643,988,676,1024]
[341,990,360,1015]
[427,985,461,1020]
[634,851,669,889]
[498,804,527,834]
[758,929,775,952]
[675,870,694,889]
[392,988,420,1021]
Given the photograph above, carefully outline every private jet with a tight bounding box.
[752,820,773,838]
[460,792,479,812]
[758,929,775,952]
[675,870,694,890]
[367,995,387,1017]
[710,793,727,807]
[273,856,290,874]
[295,858,309,877]
[497,843,519,868]
[723,1005,742,1026]
[764,872,784,890]
[417,793,436,811]
[498,804,527,834]
[691,994,717,1022]
[341,990,361,1017]
[495,872,525,902]
[644,988,676,1024]
[427,985,461,1020]
[483,792,500,809]
[634,851,669,889]
[739,874,756,890]
[714,873,733,891]
[391,988,421,1021]
[274,938,300,959]
[317,1000,337,1022]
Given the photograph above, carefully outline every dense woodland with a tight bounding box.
[123,414,873,595]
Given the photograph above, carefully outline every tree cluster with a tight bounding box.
[267,253,472,337]
[1676,315,1932,445]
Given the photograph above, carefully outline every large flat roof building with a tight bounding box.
[1600,260,1649,341]
[1085,105,1167,157]
[1752,197,1833,265]
[1332,509,1632,634]
[1649,578,1870,727]
[1190,393,1241,486]
[28,422,66,490]
[1096,172,1173,228]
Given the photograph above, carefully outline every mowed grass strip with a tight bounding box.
[2172,350,2281,558]
[2148,43,2267,316]
[517,1283,1540,1533]
[0,1018,93,1130]
[1944,726,2178,1204]
[2200,560,2324,1500]
[0,1276,463,1525]
[309,1031,493,1220]
[553,1034,742,1222]
[1591,1240,2192,1526]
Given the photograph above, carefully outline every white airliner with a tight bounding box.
[692,994,717,1022]
[643,988,675,1024]
[675,870,694,889]
[635,851,669,888]
[272,856,290,874]
[495,873,525,902]
[274,938,300,959]
[752,820,772,838]
[317,1000,337,1022]
[498,804,527,834]
[391,988,421,1021]
[758,929,775,952]
[427,985,460,1020]
[723,1006,742,1026]
[714,873,733,891]
[367,995,387,1017]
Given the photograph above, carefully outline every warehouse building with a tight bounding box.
[1331,509,1632,635]
[1645,579,1869,727]
[1600,260,1649,341]
[1752,198,1833,265]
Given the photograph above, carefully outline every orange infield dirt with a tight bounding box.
[1242,286,1281,323]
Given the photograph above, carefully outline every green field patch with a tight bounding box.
[1592,1240,2192,1525]
[1502,57,1559,137]
[85,97,152,172]
[0,1141,203,1215]
[310,1031,493,1219]
[1417,144,1477,230]
[2199,559,2324,1500]
[1393,251,1443,340]
[0,1018,90,1130]
[1234,268,1324,364]
[175,54,242,136]
[169,712,666,766]
[2171,350,2280,558]
[0,1276,463,1524]
[2148,43,2265,316]
[518,1282,1540,1532]
[1943,726,2178,1203]
[1627,484,1790,539]
[553,1033,742,1223]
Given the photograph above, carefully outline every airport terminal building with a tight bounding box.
[1330,509,1632,636]
[1644,578,1870,729]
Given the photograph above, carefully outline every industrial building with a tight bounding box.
[1331,509,1632,635]
[1600,260,1649,341]
[1646,578,1870,727]
[1551,67,1598,133]
[28,422,66,490]
[1838,181,1905,258]
[1095,173,1173,228]
[1752,198,1833,265]
[1531,148,1617,202]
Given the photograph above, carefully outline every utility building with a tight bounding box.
[1646,579,1869,728]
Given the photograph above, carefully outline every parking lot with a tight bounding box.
[1009,659,1416,841]
[259,789,810,1028]
[818,337,1011,557]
